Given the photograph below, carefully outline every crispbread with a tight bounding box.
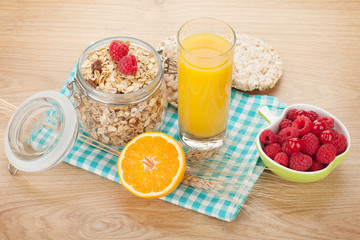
[232,34,283,91]
[158,34,283,108]
[158,35,179,108]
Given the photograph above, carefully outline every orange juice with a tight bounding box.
[178,33,233,138]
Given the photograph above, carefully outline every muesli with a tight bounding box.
[78,40,166,146]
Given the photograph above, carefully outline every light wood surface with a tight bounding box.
[1,0,359,239]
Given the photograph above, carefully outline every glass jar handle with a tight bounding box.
[66,79,82,109]
[158,49,177,74]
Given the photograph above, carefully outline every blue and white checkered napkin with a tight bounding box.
[59,65,286,221]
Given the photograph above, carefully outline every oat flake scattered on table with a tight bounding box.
[158,34,283,108]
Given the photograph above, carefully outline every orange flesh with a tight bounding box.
[121,136,180,194]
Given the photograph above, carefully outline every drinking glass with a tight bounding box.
[177,18,236,150]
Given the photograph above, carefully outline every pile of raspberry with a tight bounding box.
[109,40,138,75]
[260,109,347,172]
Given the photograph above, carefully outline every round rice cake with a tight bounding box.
[232,34,283,91]
[158,34,283,108]
[158,35,178,108]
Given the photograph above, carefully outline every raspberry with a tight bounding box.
[279,119,293,130]
[118,55,138,75]
[292,116,312,136]
[294,110,307,119]
[288,138,303,153]
[333,134,347,155]
[301,133,320,155]
[274,152,289,167]
[318,116,334,129]
[276,127,299,145]
[311,120,327,136]
[306,111,319,122]
[109,41,129,61]
[282,140,292,156]
[263,143,282,160]
[289,152,312,171]
[332,129,339,138]
[259,129,276,145]
[308,160,325,171]
[287,109,298,121]
[316,144,336,164]
[319,130,335,144]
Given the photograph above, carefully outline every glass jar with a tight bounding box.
[4,36,174,174]
[69,37,167,146]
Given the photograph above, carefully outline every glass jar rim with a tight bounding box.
[177,17,236,59]
[75,36,164,105]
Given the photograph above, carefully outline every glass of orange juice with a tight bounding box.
[177,18,236,150]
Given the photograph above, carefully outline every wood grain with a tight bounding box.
[1,0,360,239]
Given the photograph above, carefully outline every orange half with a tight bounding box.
[117,132,186,198]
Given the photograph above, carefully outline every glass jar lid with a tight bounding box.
[5,91,78,173]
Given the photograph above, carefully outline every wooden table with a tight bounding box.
[0,0,359,239]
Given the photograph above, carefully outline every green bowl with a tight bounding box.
[256,104,351,182]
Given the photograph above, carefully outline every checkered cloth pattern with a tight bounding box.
[53,65,285,221]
